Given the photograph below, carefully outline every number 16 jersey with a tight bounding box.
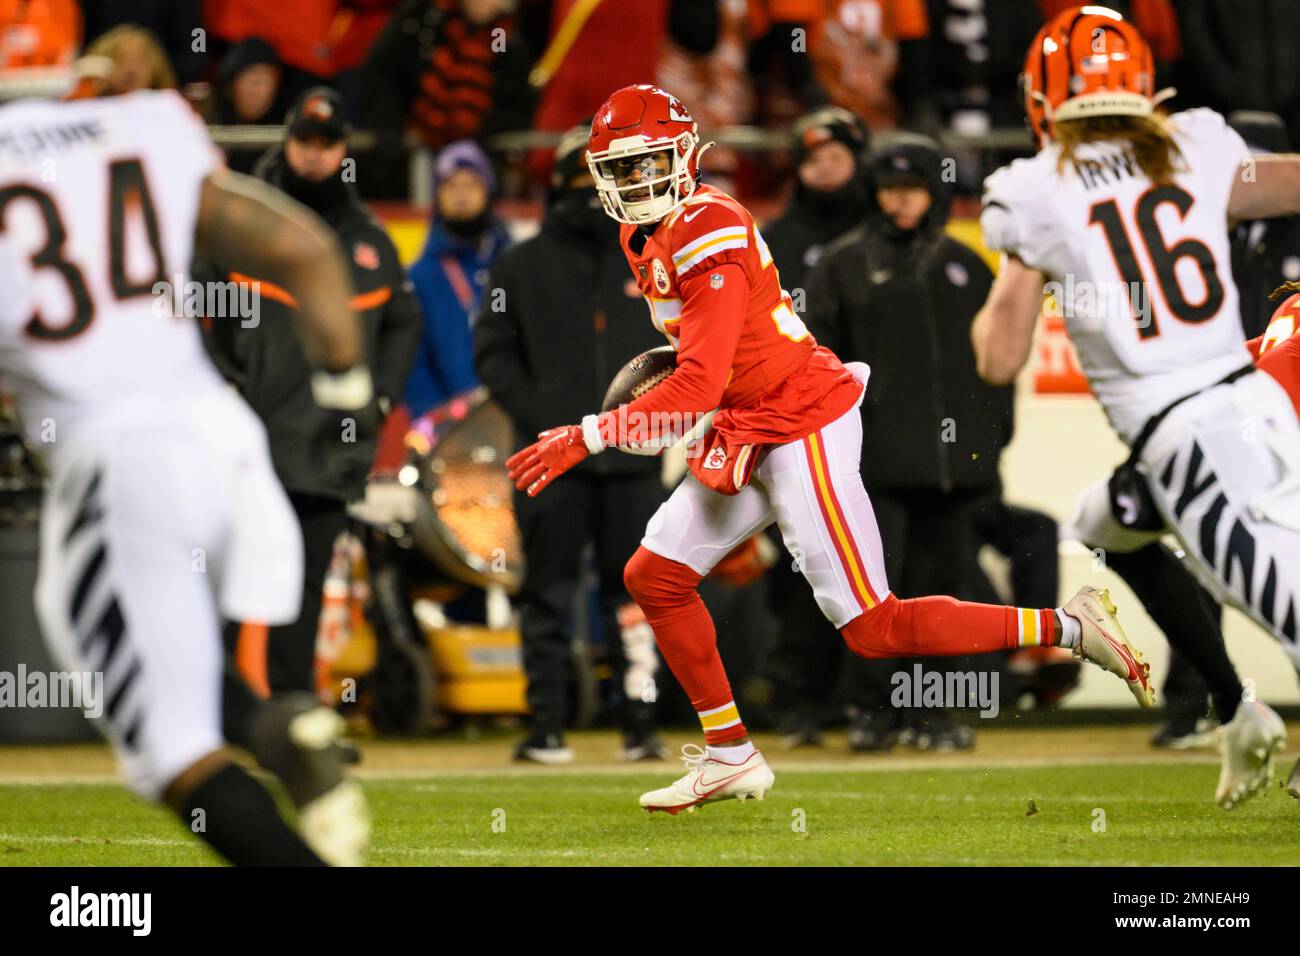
[980,108,1253,443]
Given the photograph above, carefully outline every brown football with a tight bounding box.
[601,346,678,411]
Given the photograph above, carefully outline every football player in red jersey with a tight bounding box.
[507,85,1155,815]
[1249,285,1300,418]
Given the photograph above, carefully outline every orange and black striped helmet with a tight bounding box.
[1021,5,1161,148]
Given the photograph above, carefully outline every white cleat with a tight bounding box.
[1062,586,1154,707]
[285,709,370,866]
[639,744,775,815]
[1216,700,1287,810]
[1287,757,1300,800]
[299,779,370,866]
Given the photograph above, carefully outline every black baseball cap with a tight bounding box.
[791,106,869,167]
[286,86,350,143]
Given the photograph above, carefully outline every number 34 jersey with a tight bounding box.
[981,108,1254,443]
[0,91,224,453]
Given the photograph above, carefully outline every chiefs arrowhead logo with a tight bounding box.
[703,445,727,470]
[652,258,671,295]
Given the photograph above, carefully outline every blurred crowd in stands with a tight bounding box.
[5,1,1300,201]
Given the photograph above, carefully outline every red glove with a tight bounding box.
[506,425,590,496]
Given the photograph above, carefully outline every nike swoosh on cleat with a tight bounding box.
[691,765,759,798]
[1092,624,1143,684]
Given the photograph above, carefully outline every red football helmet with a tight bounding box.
[1020,5,1169,148]
[587,85,707,225]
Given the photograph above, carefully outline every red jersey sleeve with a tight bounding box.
[597,263,748,448]
[667,200,757,285]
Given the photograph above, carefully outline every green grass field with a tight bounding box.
[3,757,1298,866]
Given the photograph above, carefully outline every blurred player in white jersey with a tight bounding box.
[0,90,373,864]
[973,6,1300,808]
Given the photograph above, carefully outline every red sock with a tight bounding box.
[623,547,748,744]
[841,594,1057,658]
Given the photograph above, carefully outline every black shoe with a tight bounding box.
[513,733,574,765]
[1151,715,1217,749]
[779,716,824,750]
[907,710,975,752]
[620,734,668,762]
[337,739,362,765]
[848,708,900,752]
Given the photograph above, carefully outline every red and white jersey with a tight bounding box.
[0,91,224,457]
[617,184,860,445]
[1249,292,1300,421]
[981,108,1253,443]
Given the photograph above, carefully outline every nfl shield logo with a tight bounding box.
[710,272,724,289]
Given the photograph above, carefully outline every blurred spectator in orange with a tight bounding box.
[809,0,931,130]
[530,1,717,132]
[0,0,80,70]
[657,0,751,190]
[82,1,207,85]
[746,0,829,122]
[358,0,533,198]
[204,0,395,81]
[526,0,717,183]
[360,0,533,149]
[82,25,178,94]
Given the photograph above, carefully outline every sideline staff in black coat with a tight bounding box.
[763,106,870,299]
[803,134,1011,749]
[475,127,668,763]
[201,87,423,694]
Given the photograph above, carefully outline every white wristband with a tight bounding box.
[581,413,606,455]
[311,366,374,411]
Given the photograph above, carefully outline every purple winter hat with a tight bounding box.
[433,140,497,196]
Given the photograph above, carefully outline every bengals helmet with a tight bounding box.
[1021,5,1169,148]
[587,85,708,225]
